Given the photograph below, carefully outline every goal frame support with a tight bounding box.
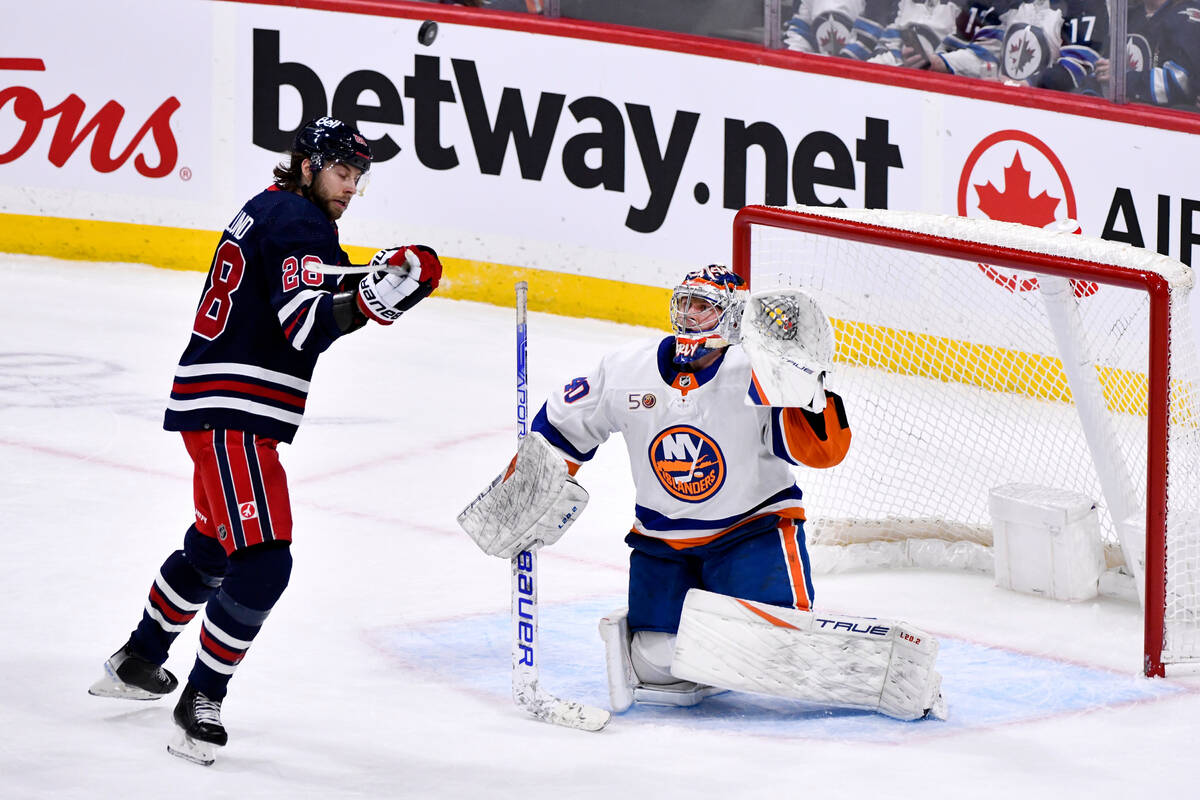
[732,204,1173,677]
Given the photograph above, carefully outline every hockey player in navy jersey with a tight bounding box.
[88,116,443,765]
[460,266,947,721]
[1096,0,1200,109]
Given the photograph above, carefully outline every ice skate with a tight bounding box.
[88,642,178,701]
[167,683,227,766]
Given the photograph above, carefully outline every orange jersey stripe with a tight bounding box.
[749,370,770,405]
[655,506,807,550]
[779,518,812,611]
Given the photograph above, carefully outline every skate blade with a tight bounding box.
[167,730,218,766]
[88,665,161,701]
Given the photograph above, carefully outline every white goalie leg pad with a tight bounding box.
[741,288,835,412]
[598,610,722,712]
[598,609,637,712]
[671,589,946,721]
[457,432,588,559]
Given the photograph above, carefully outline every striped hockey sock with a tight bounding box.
[188,543,291,700]
[130,551,221,664]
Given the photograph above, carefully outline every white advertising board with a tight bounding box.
[1,0,1194,298]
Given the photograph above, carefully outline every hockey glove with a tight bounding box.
[741,288,835,412]
[458,433,588,559]
[356,245,443,325]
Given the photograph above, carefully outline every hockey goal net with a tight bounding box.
[732,205,1200,677]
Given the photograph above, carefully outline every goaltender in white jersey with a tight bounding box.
[460,265,947,722]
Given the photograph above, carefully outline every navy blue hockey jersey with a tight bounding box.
[164,186,355,443]
[1127,0,1200,108]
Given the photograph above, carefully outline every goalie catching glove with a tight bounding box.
[357,245,443,324]
[741,288,835,412]
[457,432,588,559]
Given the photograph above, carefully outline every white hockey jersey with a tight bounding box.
[532,337,851,546]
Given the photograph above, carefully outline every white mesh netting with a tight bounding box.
[742,205,1200,670]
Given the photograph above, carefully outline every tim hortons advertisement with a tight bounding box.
[2,0,1197,291]
[0,0,217,228]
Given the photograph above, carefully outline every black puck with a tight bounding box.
[418,20,438,46]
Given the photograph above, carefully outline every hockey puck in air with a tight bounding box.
[418,20,438,46]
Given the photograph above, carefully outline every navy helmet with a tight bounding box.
[293,117,372,173]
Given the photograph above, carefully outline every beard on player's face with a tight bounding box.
[308,169,352,221]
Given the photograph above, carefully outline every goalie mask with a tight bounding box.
[670,265,748,366]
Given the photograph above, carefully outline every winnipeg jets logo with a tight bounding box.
[649,426,726,502]
[814,13,853,55]
[1126,34,1152,72]
[1002,24,1050,81]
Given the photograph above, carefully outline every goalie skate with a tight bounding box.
[88,642,178,701]
[167,684,227,767]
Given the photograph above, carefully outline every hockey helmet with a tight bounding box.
[670,265,747,366]
[294,116,373,174]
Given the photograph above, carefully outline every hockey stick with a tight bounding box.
[511,281,610,732]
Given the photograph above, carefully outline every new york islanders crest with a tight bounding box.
[648,425,726,502]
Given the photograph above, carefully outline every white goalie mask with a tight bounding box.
[669,265,748,366]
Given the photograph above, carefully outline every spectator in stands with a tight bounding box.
[844,0,1106,95]
[784,0,899,57]
[1096,0,1200,109]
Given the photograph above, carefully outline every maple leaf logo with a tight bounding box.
[970,150,1097,297]
[974,151,1061,228]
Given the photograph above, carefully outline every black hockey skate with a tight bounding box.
[88,642,178,701]
[168,683,227,766]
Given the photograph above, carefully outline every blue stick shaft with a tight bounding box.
[512,282,539,700]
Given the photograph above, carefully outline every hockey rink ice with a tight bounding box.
[2,254,1198,798]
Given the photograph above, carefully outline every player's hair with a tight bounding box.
[272,151,306,193]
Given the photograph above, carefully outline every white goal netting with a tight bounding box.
[736,205,1200,674]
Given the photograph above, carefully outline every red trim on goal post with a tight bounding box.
[1145,288,1171,678]
[732,205,1173,678]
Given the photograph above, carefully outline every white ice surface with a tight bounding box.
[1,255,1198,799]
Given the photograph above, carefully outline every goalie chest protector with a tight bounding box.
[535,337,807,542]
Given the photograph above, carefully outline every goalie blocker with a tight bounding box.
[458,432,588,559]
[671,589,947,721]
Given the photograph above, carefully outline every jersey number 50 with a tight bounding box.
[193,240,246,340]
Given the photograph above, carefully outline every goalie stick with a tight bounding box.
[510,281,610,732]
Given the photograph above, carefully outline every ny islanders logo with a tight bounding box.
[649,426,726,502]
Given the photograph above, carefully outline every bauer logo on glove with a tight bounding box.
[356,245,443,324]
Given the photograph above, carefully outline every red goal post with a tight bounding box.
[731,204,1200,677]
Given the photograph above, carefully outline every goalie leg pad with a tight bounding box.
[671,589,945,721]
[457,433,588,559]
[598,610,722,712]
[598,609,637,712]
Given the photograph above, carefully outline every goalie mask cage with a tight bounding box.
[732,205,1200,677]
